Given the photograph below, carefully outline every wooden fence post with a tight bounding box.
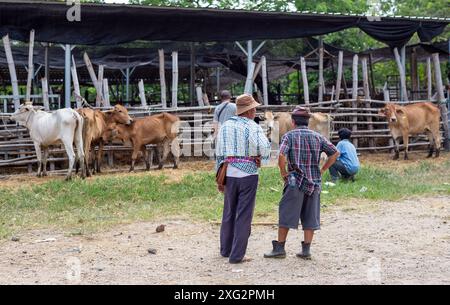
[97,65,104,107]
[335,51,343,102]
[159,49,167,109]
[352,55,359,100]
[393,47,408,102]
[352,98,359,148]
[196,87,204,107]
[171,51,178,108]
[41,77,49,111]
[410,47,418,100]
[352,54,359,148]
[318,38,324,104]
[138,79,147,107]
[103,78,110,107]
[26,30,35,103]
[427,57,432,100]
[71,55,81,108]
[432,53,450,151]
[361,57,371,100]
[300,57,309,104]
[383,82,390,102]
[261,56,269,106]
[2,34,20,110]
[83,52,100,105]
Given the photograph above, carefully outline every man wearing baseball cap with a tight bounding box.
[264,107,339,260]
[329,128,360,182]
[215,94,271,264]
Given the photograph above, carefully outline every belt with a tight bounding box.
[225,156,256,163]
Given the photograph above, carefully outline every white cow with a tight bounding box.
[11,103,85,180]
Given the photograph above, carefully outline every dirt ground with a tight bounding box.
[0,195,448,285]
[0,153,449,284]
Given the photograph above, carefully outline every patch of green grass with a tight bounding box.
[0,159,449,239]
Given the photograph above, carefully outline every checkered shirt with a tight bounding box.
[279,126,338,195]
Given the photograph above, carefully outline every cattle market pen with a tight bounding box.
[0,1,449,174]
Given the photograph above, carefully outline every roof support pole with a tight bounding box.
[63,44,72,108]
[189,42,195,106]
[44,44,49,84]
[244,40,254,94]
[126,67,130,102]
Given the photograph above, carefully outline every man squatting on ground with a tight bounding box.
[329,128,360,182]
[264,107,340,259]
[215,94,271,264]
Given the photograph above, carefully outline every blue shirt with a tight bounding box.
[336,139,360,174]
[213,102,237,126]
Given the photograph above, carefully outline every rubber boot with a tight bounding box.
[264,240,286,258]
[296,241,311,260]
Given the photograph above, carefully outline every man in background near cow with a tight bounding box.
[212,90,237,136]
[215,94,271,264]
[264,107,339,260]
[329,128,360,183]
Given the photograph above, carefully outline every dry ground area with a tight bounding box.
[0,153,449,284]
[0,195,448,285]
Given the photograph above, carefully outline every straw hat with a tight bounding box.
[236,94,260,115]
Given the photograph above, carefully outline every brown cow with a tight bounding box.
[77,104,133,176]
[103,113,180,172]
[378,102,441,160]
[263,111,333,144]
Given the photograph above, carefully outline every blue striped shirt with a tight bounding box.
[216,116,271,175]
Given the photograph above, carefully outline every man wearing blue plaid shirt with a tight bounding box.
[215,94,270,264]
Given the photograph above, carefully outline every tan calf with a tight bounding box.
[104,113,180,171]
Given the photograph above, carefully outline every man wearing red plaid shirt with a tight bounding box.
[264,107,339,260]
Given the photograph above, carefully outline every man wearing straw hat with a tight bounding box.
[215,94,271,264]
[264,107,339,260]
